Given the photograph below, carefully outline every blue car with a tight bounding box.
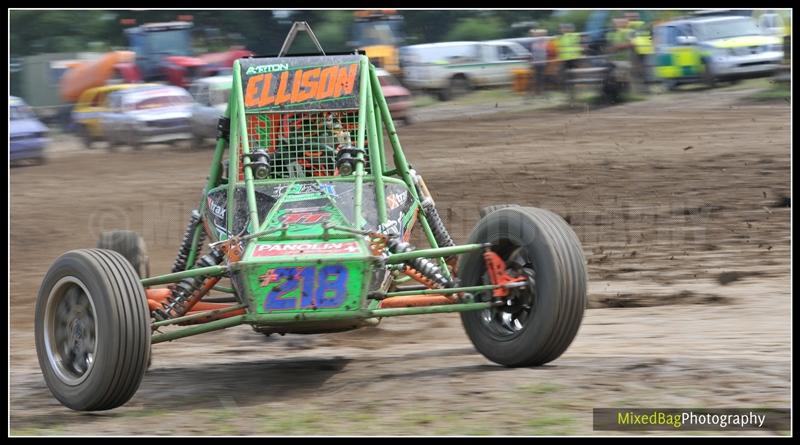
[10,96,49,165]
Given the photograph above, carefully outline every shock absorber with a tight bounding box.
[387,237,454,289]
[172,210,206,273]
[421,200,455,250]
[154,247,225,321]
[410,169,456,257]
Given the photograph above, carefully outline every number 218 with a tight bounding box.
[264,265,348,310]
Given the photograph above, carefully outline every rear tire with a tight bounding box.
[98,230,150,278]
[35,249,151,411]
[460,206,587,367]
[479,204,520,218]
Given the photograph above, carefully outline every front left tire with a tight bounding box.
[35,249,151,411]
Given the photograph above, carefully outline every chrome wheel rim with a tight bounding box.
[43,276,98,385]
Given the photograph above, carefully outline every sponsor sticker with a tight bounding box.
[240,55,361,112]
[252,241,361,257]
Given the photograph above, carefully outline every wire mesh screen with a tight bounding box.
[242,110,370,179]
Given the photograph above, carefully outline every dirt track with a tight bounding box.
[10,85,791,435]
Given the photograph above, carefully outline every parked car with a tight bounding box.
[71,84,154,148]
[757,11,789,38]
[400,41,530,100]
[99,85,194,150]
[188,75,232,146]
[376,68,413,124]
[10,96,49,165]
[653,14,784,89]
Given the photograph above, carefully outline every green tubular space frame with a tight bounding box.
[145,55,509,343]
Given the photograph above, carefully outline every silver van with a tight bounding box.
[400,41,530,100]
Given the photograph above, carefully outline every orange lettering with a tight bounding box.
[258,73,274,107]
[289,70,304,103]
[245,75,263,108]
[297,68,320,103]
[334,64,359,97]
[315,66,338,100]
[275,71,292,105]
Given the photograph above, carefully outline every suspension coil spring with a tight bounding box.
[154,247,225,321]
[172,210,206,273]
[387,237,454,289]
[420,200,455,250]
[403,265,437,288]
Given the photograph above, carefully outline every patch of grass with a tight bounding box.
[11,424,66,436]
[400,409,438,427]
[518,382,562,395]
[412,94,438,108]
[744,80,790,103]
[123,407,169,418]
[11,427,46,436]
[524,413,579,435]
[258,407,328,435]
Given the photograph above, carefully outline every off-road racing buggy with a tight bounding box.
[35,26,588,411]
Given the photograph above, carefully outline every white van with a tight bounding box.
[400,41,531,100]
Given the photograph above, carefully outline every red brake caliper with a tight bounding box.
[483,250,526,298]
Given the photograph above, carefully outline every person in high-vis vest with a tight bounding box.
[528,28,550,96]
[557,23,583,67]
[557,23,583,91]
[625,13,654,92]
[606,17,632,62]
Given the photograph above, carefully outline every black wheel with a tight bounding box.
[35,249,151,411]
[437,87,452,101]
[78,125,94,149]
[449,75,471,98]
[701,59,717,89]
[459,206,587,367]
[479,204,520,218]
[662,78,679,91]
[193,133,206,149]
[98,230,150,278]
[32,154,48,166]
[601,71,628,103]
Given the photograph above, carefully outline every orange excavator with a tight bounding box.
[60,18,251,102]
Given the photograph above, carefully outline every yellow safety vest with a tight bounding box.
[626,21,653,55]
[607,29,631,61]
[558,33,583,61]
[632,32,654,55]
[607,29,627,47]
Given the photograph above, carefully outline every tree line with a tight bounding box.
[11,10,694,58]
[10,10,558,57]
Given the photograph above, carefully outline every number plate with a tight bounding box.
[254,263,361,312]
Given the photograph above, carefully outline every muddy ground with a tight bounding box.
[9,83,791,435]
